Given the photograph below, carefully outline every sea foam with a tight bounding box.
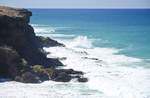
[43,35,150,98]
[0,24,150,98]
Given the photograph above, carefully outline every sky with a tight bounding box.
[0,0,150,8]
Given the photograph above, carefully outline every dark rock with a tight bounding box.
[46,58,64,67]
[78,77,88,82]
[91,58,99,60]
[0,6,63,67]
[55,57,67,61]
[59,69,74,74]
[53,69,83,75]
[36,36,65,48]
[32,65,49,81]
[75,51,88,55]
[0,46,25,78]
[71,70,84,75]
[71,75,81,79]
[15,65,50,83]
[20,72,40,83]
[54,72,71,82]
[46,68,85,82]
[14,76,23,82]
[46,68,61,80]
[80,51,88,55]
[45,52,51,55]
[82,57,102,62]
[0,6,87,83]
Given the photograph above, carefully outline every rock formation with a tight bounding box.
[36,36,65,48]
[0,6,64,67]
[0,6,88,83]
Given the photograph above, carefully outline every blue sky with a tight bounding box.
[0,0,150,8]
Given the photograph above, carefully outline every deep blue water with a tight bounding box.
[29,9,150,59]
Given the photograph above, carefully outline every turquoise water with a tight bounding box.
[29,9,150,59]
[1,9,150,98]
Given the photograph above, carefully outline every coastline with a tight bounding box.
[0,6,88,83]
[1,6,150,98]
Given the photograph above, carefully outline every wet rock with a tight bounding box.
[57,57,67,61]
[82,57,102,62]
[91,58,99,60]
[54,69,83,75]
[53,72,71,82]
[71,75,81,79]
[75,51,88,55]
[78,77,88,82]
[71,70,84,75]
[46,68,85,82]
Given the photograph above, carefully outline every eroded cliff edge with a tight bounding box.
[0,6,87,83]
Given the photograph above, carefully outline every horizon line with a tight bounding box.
[26,8,150,9]
[1,6,150,9]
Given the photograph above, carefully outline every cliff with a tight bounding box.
[0,6,87,83]
[0,6,64,67]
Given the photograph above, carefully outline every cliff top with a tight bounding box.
[0,6,32,18]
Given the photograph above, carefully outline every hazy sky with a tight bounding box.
[0,0,150,8]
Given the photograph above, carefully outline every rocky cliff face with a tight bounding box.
[0,6,63,67]
[0,6,87,83]
[0,6,62,78]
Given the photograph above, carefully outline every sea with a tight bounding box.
[0,9,150,98]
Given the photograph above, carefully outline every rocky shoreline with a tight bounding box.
[0,6,88,83]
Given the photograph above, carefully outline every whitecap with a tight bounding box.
[62,36,93,49]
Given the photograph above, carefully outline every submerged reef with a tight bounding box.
[0,6,87,83]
